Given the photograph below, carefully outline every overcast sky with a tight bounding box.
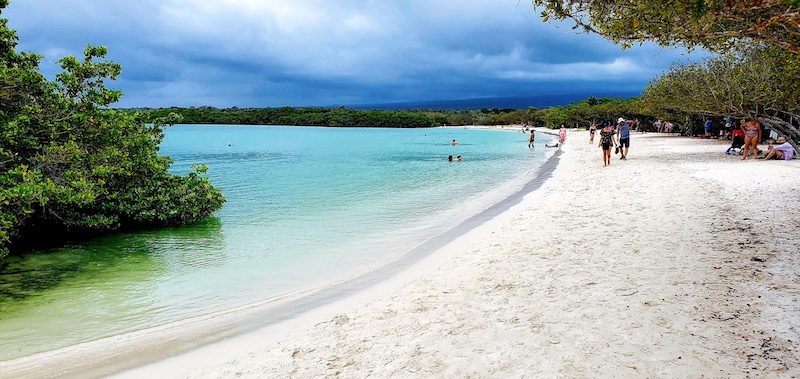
[4,0,708,108]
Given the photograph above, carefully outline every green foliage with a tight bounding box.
[643,46,800,145]
[0,3,224,258]
[535,96,644,128]
[415,108,539,127]
[136,106,554,129]
[138,106,439,128]
[530,0,800,54]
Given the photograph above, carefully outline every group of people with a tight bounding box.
[447,139,462,162]
[653,119,675,133]
[462,117,793,165]
[721,117,794,161]
[527,125,566,149]
[591,118,632,167]
[559,118,631,166]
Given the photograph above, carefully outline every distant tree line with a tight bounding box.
[136,105,641,130]
[137,106,439,128]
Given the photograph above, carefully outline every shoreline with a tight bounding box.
[173,132,797,377]
[6,131,799,377]
[0,128,562,379]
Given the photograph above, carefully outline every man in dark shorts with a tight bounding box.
[616,117,631,160]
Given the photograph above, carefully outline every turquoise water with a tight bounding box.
[0,125,553,361]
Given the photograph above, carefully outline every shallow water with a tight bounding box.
[0,125,553,361]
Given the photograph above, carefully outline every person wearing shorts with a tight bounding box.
[616,117,631,160]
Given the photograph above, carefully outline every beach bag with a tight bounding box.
[614,146,619,154]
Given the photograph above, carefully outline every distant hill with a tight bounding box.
[341,92,641,110]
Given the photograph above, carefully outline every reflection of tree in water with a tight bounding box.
[0,217,224,304]
[0,217,226,361]
[144,216,228,271]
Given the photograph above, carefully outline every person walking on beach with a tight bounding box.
[740,118,762,160]
[528,130,535,148]
[616,117,631,160]
[589,122,597,144]
[599,123,616,167]
[559,124,567,143]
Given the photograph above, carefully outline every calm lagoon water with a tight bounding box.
[0,125,554,361]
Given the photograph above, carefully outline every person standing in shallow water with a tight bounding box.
[599,123,616,167]
[528,130,535,148]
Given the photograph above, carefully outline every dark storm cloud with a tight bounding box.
[3,0,708,108]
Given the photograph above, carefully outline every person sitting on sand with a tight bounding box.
[545,142,560,148]
[762,137,795,160]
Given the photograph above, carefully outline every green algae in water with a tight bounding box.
[0,217,224,360]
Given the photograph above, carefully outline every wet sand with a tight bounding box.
[6,131,800,378]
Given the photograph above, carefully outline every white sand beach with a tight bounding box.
[6,131,800,378]
[113,131,799,378]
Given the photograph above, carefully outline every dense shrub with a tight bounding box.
[0,4,224,258]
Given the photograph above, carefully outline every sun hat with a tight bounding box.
[617,117,625,123]
[777,136,787,143]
